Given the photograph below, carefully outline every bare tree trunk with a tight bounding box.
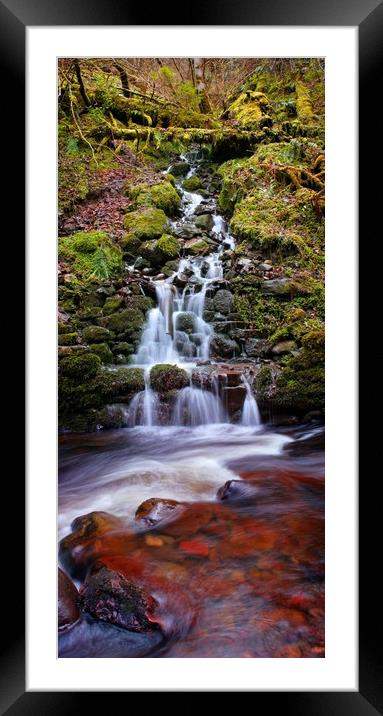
[114,62,131,98]
[193,58,211,113]
[73,59,91,107]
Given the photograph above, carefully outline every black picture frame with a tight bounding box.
[1,0,378,712]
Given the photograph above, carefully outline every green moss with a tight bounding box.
[58,332,78,346]
[77,306,103,321]
[102,296,125,314]
[127,181,180,215]
[228,90,270,129]
[100,307,145,338]
[182,176,203,191]
[82,325,112,344]
[149,364,189,393]
[58,231,123,281]
[127,295,154,313]
[101,367,145,397]
[89,343,114,364]
[275,328,324,412]
[122,208,168,253]
[59,353,101,380]
[156,234,181,260]
[186,239,209,255]
[112,341,134,355]
[161,260,179,276]
[296,82,313,122]
[58,322,74,334]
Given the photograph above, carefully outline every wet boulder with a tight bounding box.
[149,364,189,392]
[182,175,203,192]
[194,214,214,231]
[217,479,258,503]
[59,511,126,579]
[173,272,188,289]
[58,568,79,630]
[183,238,210,255]
[135,497,184,526]
[210,335,239,358]
[175,312,195,334]
[78,564,159,632]
[168,160,189,176]
[213,289,233,315]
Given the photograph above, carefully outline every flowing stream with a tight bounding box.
[58,151,324,658]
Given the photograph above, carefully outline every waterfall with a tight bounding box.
[128,367,159,427]
[241,374,261,426]
[172,385,227,426]
[128,147,245,428]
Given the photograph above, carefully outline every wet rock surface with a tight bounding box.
[58,568,80,630]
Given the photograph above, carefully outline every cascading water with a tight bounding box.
[128,367,159,427]
[172,384,227,426]
[241,374,261,427]
[129,148,238,426]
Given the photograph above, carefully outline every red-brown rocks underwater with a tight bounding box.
[58,423,324,657]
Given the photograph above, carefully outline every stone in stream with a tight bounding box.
[168,160,189,176]
[59,511,127,580]
[194,213,214,231]
[58,568,80,630]
[173,272,188,288]
[135,497,185,526]
[222,385,247,415]
[217,479,258,504]
[183,238,210,255]
[171,223,202,239]
[78,564,159,632]
[175,312,195,333]
[193,202,216,215]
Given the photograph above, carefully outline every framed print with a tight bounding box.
[0,0,378,710]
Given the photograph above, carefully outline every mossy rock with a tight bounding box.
[149,364,189,393]
[59,353,101,380]
[100,307,145,338]
[82,325,112,344]
[77,306,103,321]
[169,161,189,176]
[255,328,324,414]
[101,367,145,398]
[58,321,74,335]
[58,231,123,281]
[228,90,270,129]
[102,296,125,315]
[58,332,78,346]
[112,341,134,355]
[161,260,179,276]
[90,343,115,364]
[182,176,202,192]
[127,295,154,313]
[156,234,181,260]
[122,208,168,254]
[126,181,180,215]
[183,238,210,255]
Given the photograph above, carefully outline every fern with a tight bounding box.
[91,247,111,279]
